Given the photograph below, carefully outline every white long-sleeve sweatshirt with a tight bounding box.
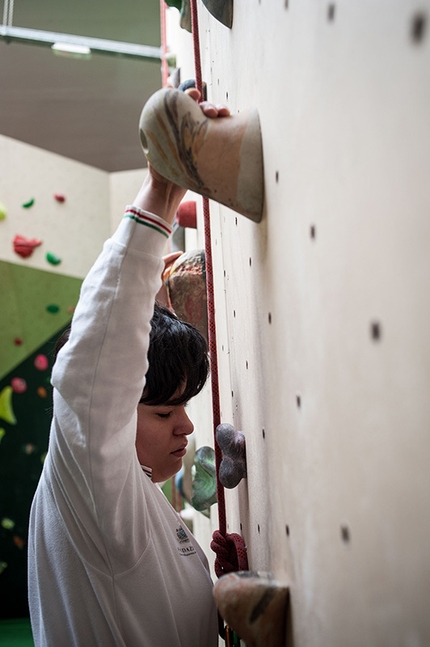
[28,206,218,647]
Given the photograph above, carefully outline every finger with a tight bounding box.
[184,88,201,102]
[163,251,183,268]
[214,104,230,117]
[199,101,219,117]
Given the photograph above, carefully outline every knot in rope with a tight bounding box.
[211,530,249,578]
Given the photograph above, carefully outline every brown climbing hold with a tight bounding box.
[214,571,289,647]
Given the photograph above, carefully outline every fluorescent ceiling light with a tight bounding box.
[51,42,91,59]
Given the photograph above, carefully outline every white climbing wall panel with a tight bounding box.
[168,1,430,645]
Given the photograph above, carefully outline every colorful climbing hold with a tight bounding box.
[22,198,35,208]
[13,535,26,549]
[14,337,23,346]
[11,377,27,394]
[13,234,43,259]
[23,443,36,455]
[46,304,60,314]
[1,517,15,530]
[0,428,5,443]
[34,354,49,371]
[37,386,48,398]
[0,202,7,220]
[46,252,62,265]
[54,193,66,203]
[0,386,17,424]
[191,446,217,512]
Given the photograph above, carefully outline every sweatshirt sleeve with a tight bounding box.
[49,207,172,565]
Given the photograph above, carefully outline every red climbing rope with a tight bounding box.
[160,0,169,87]
[189,0,248,578]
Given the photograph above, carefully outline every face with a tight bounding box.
[136,397,194,483]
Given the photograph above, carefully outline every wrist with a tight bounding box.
[133,173,186,225]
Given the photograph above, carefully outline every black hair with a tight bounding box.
[142,303,209,406]
[54,303,209,407]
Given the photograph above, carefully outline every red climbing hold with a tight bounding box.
[13,235,42,259]
[54,194,66,203]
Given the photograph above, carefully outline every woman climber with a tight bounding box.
[27,90,229,647]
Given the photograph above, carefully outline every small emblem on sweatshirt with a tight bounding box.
[176,525,197,556]
[176,525,189,544]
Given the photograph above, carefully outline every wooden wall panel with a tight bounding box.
[168,1,430,644]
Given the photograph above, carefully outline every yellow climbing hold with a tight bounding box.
[0,386,17,424]
[0,202,6,221]
[0,428,5,443]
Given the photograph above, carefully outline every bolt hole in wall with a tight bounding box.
[262,428,265,439]
[411,12,427,43]
[310,225,316,239]
[328,3,336,21]
[296,394,301,409]
[341,525,351,543]
[285,525,290,537]
[371,321,382,341]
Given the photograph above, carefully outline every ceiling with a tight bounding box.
[0,0,163,171]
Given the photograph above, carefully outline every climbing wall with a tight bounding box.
[0,134,146,616]
[167,2,430,645]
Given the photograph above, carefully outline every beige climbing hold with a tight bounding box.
[214,570,289,647]
[139,88,264,222]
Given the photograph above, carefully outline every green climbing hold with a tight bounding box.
[46,304,60,314]
[0,386,17,425]
[22,198,35,208]
[191,446,217,513]
[46,252,62,265]
[0,202,7,220]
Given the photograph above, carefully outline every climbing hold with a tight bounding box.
[214,571,290,647]
[176,201,197,229]
[23,443,36,455]
[191,446,217,512]
[37,386,48,398]
[34,354,49,371]
[46,304,60,314]
[54,193,66,203]
[201,0,233,28]
[166,250,208,341]
[22,198,35,208]
[216,423,247,488]
[1,517,15,530]
[139,88,264,222]
[0,386,17,424]
[11,377,27,394]
[0,202,7,220]
[0,428,5,443]
[46,252,62,266]
[0,562,7,575]
[13,337,23,346]
[13,535,26,549]
[13,235,43,258]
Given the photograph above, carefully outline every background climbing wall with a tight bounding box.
[0,134,147,616]
[167,1,430,645]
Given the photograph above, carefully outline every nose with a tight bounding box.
[174,407,194,436]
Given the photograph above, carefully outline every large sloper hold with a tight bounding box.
[214,571,289,647]
[201,0,233,28]
[139,88,264,223]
